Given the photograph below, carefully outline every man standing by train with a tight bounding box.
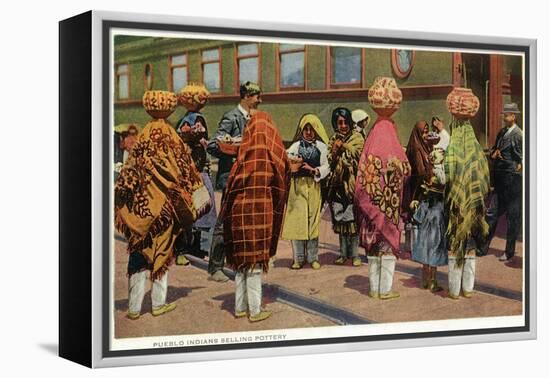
[481,103,523,262]
[206,81,262,282]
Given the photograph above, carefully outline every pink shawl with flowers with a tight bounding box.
[354,117,411,253]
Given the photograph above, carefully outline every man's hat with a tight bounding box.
[352,109,369,124]
[502,103,521,114]
[239,81,261,98]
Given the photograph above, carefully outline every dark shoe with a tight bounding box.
[475,248,487,257]
[421,265,430,289]
[429,279,443,293]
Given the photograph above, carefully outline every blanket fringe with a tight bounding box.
[446,199,488,266]
[230,260,270,274]
[150,255,174,281]
[333,222,358,235]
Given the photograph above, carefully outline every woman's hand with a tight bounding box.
[331,139,344,155]
[301,162,317,176]
[491,148,503,160]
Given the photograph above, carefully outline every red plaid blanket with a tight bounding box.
[221,111,290,272]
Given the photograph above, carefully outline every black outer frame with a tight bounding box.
[59,11,93,368]
[58,10,534,369]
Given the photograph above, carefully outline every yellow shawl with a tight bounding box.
[292,113,330,144]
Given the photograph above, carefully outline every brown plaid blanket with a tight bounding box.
[220,111,290,272]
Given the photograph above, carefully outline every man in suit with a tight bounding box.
[206,81,262,281]
[481,103,523,261]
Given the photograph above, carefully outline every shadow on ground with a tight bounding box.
[211,287,278,316]
[505,256,523,269]
[115,285,204,314]
[344,274,370,296]
[38,343,58,356]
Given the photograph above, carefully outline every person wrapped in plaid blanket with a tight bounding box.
[220,111,290,322]
[444,88,490,299]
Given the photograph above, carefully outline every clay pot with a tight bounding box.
[368,77,403,116]
[145,109,175,119]
[372,108,398,117]
[178,83,210,112]
[446,87,480,118]
[178,97,207,112]
[142,90,178,119]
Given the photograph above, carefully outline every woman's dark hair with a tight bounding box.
[431,116,442,127]
[194,115,207,129]
[331,107,353,132]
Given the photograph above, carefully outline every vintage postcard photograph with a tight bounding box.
[109,25,527,354]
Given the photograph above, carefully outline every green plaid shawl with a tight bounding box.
[445,119,490,262]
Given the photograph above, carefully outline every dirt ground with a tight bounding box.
[113,192,524,340]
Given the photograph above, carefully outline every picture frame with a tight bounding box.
[59,10,537,368]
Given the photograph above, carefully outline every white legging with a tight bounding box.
[128,271,168,314]
[234,267,263,316]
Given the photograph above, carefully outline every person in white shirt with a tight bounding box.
[352,109,371,139]
[431,116,450,151]
[429,116,449,192]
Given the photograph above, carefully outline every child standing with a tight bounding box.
[282,114,331,270]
